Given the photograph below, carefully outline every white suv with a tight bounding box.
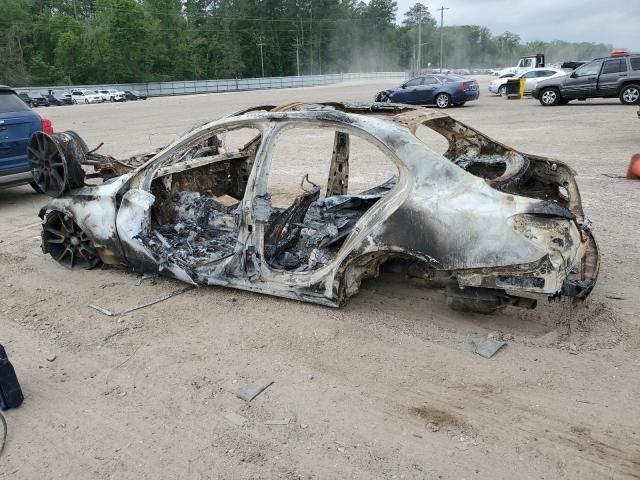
[98,89,126,102]
[71,90,103,104]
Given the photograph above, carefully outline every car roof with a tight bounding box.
[0,85,16,94]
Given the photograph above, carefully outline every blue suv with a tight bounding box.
[0,85,53,191]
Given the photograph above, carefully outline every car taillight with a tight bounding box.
[41,118,54,134]
[460,82,468,92]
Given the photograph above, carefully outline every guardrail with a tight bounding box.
[15,72,409,98]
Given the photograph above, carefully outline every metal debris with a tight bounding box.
[473,339,507,358]
[88,304,115,316]
[264,418,291,425]
[225,411,248,426]
[236,378,274,402]
[88,286,194,317]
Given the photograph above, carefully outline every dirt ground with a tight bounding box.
[1,78,639,480]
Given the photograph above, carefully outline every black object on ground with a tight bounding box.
[0,344,24,411]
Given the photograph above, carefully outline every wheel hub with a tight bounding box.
[41,212,100,269]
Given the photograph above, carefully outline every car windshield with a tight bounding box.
[0,91,31,113]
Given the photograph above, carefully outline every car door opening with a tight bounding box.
[263,126,399,272]
[139,127,261,271]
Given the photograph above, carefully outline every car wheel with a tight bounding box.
[498,85,506,96]
[619,84,640,105]
[28,131,86,197]
[435,93,451,108]
[110,97,114,102]
[84,99,88,104]
[539,87,561,106]
[42,211,101,269]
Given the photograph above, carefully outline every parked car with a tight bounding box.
[71,90,103,104]
[533,51,640,106]
[488,68,565,96]
[375,74,479,108]
[44,90,73,106]
[30,102,598,313]
[124,90,147,101]
[18,91,50,108]
[0,85,53,191]
[97,89,126,102]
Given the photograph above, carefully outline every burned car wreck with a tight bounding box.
[29,102,599,313]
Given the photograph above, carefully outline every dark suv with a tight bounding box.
[533,53,640,106]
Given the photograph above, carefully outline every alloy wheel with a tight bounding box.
[436,94,450,108]
[541,90,557,105]
[622,87,640,104]
[42,212,100,269]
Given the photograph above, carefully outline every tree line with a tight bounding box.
[0,0,613,87]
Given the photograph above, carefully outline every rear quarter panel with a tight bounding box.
[0,109,41,174]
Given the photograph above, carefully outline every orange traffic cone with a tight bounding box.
[627,153,640,179]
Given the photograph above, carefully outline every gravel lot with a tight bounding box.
[1,78,639,480]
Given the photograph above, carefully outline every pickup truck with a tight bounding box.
[534,53,640,106]
[498,54,546,77]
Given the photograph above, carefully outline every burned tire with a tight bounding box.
[446,295,504,314]
[42,211,101,269]
[445,284,506,314]
[619,84,640,105]
[435,93,452,108]
[27,131,86,197]
[539,87,561,106]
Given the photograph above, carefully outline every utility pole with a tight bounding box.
[417,16,422,73]
[257,37,265,77]
[436,6,449,73]
[294,37,301,76]
[412,44,416,74]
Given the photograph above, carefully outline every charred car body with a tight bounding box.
[29,102,599,313]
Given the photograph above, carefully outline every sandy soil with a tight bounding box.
[1,78,639,480]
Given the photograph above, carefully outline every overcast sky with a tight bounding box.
[395,0,640,49]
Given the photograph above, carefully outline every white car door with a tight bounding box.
[520,71,539,91]
[526,70,557,92]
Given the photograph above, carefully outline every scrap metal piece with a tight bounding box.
[225,411,248,426]
[264,418,291,425]
[236,379,274,402]
[88,286,193,317]
[473,339,507,359]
